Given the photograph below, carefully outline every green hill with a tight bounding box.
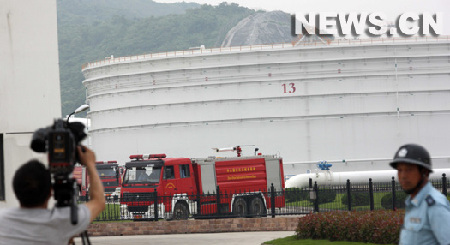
[57,1,256,116]
[58,0,200,24]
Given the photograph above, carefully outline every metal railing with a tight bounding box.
[81,36,450,70]
[92,174,449,222]
[286,173,449,213]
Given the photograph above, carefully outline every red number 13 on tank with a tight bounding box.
[282,83,296,93]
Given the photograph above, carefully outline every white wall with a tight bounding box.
[0,0,61,207]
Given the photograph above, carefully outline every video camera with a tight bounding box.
[31,119,86,175]
[30,105,88,224]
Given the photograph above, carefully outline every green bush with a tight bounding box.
[285,188,337,205]
[314,188,337,205]
[341,192,370,207]
[285,188,309,203]
[296,210,404,244]
[381,191,407,210]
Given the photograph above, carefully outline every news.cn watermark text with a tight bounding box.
[291,12,443,37]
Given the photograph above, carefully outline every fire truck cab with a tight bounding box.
[96,160,123,197]
[74,160,123,200]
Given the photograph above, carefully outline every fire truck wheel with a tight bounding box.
[249,197,266,217]
[232,198,248,217]
[173,202,189,220]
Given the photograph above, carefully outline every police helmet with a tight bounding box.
[390,144,432,172]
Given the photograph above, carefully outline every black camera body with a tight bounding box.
[30,118,86,223]
[31,118,86,174]
[47,119,76,175]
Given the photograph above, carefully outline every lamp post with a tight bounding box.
[67,104,89,123]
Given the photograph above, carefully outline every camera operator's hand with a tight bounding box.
[77,146,105,222]
[77,146,96,167]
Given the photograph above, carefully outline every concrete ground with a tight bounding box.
[74,231,295,245]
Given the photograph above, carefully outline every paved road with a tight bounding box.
[75,231,295,245]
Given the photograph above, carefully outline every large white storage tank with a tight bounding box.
[0,0,61,207]
[82,38,450,175]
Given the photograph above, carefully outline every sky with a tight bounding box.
[155,0,450,34]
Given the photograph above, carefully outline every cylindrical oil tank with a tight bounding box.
[82,38,450,174]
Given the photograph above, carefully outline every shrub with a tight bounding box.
[296,210,404,244]
[286,187,337,205]
[381,191,407,210]
[285,188,309,203]
[341,192,370,207]
[313,188,337,205]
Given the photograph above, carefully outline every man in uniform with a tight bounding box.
[390,143,450,245]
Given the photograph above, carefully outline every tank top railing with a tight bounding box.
[81,35,450,70]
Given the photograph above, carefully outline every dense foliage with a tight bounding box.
[285,188,309,203]
[58,0,199,24]
[285,187,337,205]
[296,210,404,244]
[381,192,407,210]
[315,188,337,205]
[341,192,371,207]
[57,1,256,116]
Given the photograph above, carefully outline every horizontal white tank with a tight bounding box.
[285,168,450,188]
[82,37,450,173]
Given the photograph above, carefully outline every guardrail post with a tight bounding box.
[216,186,221,216]
[369,178,374,211]
[346,179,352,211]
[314,181,319,213]
[391,177,396,211]
[443,173,447,196]
[271,183,276,218]
[153,188,158,221]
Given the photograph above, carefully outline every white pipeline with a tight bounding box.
[285,169,450,188]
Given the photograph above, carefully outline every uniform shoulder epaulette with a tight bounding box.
[425,195,435,206]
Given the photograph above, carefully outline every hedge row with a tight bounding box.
[341,191,408,209]
[380,192,407,209]
[287,188,408,209]
[341,192,370,207]
[296,210,404,244]
[285,188,336,205]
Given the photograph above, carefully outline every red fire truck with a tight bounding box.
[74,161,123,200]
[120,152,285,220]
